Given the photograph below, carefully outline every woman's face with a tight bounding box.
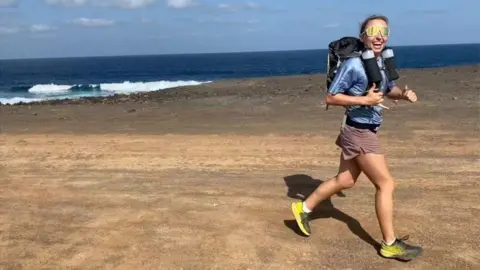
[361,19,390,55]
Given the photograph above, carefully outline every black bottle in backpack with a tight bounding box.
[361,49,383,89]
[382,47,400,81]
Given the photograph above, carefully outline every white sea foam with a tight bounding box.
[0,97,43,105]
[99,80,209,93]
[25,80,210,95]
[1,80,211,105]
[28,84,72,94]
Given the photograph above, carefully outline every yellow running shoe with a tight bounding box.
[380,236,423,261]
[291,201,311,236]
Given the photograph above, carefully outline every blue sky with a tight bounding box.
[0,0,479,59]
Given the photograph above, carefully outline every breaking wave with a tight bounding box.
[1,80,211,105]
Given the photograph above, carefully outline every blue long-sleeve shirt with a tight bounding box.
[327,57,395,125]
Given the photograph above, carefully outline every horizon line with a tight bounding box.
[1,41,478,61]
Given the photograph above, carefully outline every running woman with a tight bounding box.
[290,14,423,261]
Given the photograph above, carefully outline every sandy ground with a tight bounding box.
[1,65,479,269]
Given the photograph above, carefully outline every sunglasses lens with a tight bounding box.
[382,27,390,36]
[366,26,390,36]
[365,27,373,36]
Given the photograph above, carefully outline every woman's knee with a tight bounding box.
[335,174,357,189]
[335,155,361,189]
[375,176,395,192]
[355,153,395,192]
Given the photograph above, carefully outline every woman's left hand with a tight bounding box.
[402,86,418,103]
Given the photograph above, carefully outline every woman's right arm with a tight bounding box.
[325,61,379,107]
[326,84,380,106]
[326,92,369,107]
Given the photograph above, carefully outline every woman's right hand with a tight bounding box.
[364,83,385,106]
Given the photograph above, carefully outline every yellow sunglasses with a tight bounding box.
[363,25,390,37]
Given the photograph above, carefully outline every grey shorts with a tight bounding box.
[335,125,382,160]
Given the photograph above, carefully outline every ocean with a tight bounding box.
[0,43,478,105]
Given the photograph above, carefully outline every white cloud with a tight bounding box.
[45,0,88,7]
[0,0,19,8]
[72,18,115,27]
[110,0,154,8]
[30,24,56,32]
[45,0,155,9]
[0,26,19,34]
[217,2,259,12]
[218,3,234,11]
[122,0,155,8]
[167,0,196,9]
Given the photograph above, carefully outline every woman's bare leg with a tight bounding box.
[355,153,396,243]
[291,153,362,236]
[304,154,362,210]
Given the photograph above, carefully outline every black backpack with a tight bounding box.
[326,37,365,89]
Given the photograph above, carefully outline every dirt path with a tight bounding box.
[1,130,478,269]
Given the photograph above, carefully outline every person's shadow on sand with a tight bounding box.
[283,174,380,250]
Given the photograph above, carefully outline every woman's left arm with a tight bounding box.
[386,83,418,103]
[386,85,405,100]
